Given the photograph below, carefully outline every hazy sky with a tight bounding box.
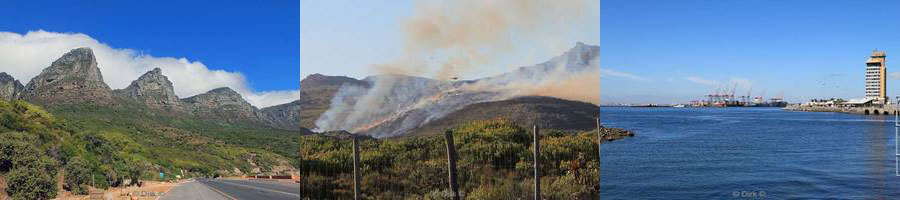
[301,0,900,104]
[300,0,602,81]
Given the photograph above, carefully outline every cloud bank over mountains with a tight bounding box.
[0,30,298,107]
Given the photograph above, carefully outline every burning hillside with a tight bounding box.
[314,42,602,137]
[310,0,599,137]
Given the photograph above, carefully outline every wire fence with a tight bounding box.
[299,118,618,199]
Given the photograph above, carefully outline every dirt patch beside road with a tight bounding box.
[54,181,178,200]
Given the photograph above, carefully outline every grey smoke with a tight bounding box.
[314,43,601,138]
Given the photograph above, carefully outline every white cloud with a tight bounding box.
[684,76,720,86]
[0,30,298,108]
[597,68,646,80]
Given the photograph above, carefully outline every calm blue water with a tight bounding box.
[598,107,900,199]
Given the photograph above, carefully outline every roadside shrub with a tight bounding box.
[5,162,57,200]
[1,131,59,199]
[106,168,123,187]
[64,157,92,195]
[129,166,143,187]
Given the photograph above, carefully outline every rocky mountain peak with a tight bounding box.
[114,68,180,109]
[21,47,113,104]
[207,87,240,95]
[300,74,369,92]
[565,41,600,67]
[47,47,105,82]
[182,87,257,119]
[0,72,23,101]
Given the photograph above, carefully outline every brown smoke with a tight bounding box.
[379,0,589,80]
[526,70,603,105]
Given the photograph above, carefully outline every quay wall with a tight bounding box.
[784,105,900,115]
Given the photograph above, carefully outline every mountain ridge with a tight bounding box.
[0,48,305,131]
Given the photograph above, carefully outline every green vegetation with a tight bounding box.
[0,101,63,199]
[299,118,603,199]
[47,100,301,177]
[0,100,300,199]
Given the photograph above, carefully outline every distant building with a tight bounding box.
[865,50,887,104]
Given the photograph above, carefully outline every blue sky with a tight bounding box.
[597,0,900,104]
[0,1,300,92]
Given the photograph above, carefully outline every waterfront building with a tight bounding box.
[865,51,887,104]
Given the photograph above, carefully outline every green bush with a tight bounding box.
[0,131,60,199]
[128,166,143,187]
[543,175,587,200]
[5,167,57,200]
[64,157,92,195]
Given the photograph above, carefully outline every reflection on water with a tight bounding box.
[598,107,900,199]
[865,117,889,198]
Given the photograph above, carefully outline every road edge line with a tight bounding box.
[203,181,238,200]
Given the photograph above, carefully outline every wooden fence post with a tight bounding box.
[445,130,460,200]
[533,125,541,200]
[352,135,361,200]
[597,117,602,162]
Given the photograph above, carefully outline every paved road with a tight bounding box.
[160,179,300,200]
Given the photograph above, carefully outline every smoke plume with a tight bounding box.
[314,0,600,137]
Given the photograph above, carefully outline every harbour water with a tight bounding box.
[598,107,900,199]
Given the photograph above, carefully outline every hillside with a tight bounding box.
[0,100,296,199]
[0,48,302,198]
[408,96,603,136]
[301,42,604,137]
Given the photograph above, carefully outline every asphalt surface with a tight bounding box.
[159,181,226,200]
[160,179,300,200]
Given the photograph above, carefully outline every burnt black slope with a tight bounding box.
[408,96,600,136]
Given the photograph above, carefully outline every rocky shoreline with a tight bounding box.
[600,126,635,142]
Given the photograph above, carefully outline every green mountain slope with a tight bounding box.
[0,99,299,199]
